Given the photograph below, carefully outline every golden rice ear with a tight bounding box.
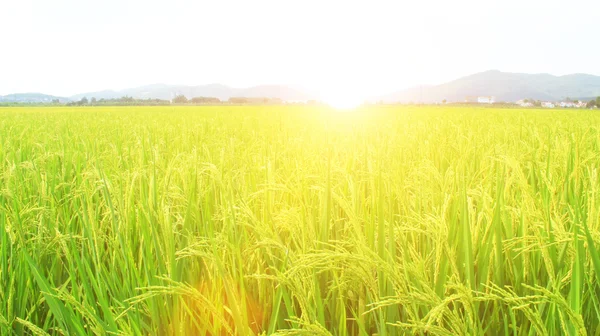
[166,277,265,335]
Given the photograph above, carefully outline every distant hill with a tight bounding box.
[0,93,69,103]
[378,70,600,103]
[5,71,600,105]
[70,84,317,102]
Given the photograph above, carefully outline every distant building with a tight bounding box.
[559,102,575,108]
[465,96,495,104]
[515,99,533,107]
[477,96,495,104]
[541,102,555,108]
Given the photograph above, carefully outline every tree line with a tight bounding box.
[519,97,600,108]
[66,96,170,106]
[64,95,295,106]
[586,97,600,108]
[171,95,288,105]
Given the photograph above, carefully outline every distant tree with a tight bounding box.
[172,95,188,104]
[191,97,220,104]
[80,97,88,105]
[90,97,97,105]
[442,99,447,104]
[229,97,249,104]
[587,100,597,108]
[51,99,59,104]
[523,99,529,103]
[596,96,600,105]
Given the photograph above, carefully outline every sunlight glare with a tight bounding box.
[325,95,363,110]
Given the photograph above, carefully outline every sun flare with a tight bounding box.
[325,96,363,110]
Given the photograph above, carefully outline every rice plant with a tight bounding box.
[1,105,600,335]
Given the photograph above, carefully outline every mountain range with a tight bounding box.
[0,93,69,103]
[69,84,316,102]
[0,84,317,104]
[378,70,600,103]
[2,70,600,104]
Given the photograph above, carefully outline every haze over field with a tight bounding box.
[2,0,600,106]
[3,70,600,105]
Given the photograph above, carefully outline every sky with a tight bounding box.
[1,0,599,102]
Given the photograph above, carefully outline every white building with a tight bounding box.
[516,99,533,107]
[559,102,575,108]
[477,96,495,104]
[541,102,555,108]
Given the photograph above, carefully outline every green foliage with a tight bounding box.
[191,97,221,104]
[172,95,189,104]
[1,106,600,335]
[90,96,170,106]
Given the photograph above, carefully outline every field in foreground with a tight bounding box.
[1,106,600,335]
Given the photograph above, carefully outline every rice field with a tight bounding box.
[2,105,600,335]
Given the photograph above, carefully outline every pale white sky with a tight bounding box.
[1,0,599,101]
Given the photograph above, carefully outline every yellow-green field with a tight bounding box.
[2,106,600,335]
